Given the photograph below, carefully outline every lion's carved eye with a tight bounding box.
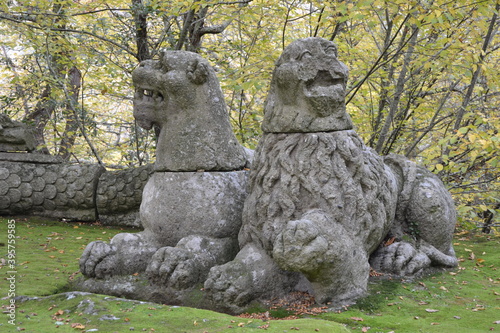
[298,50,312,61]
[325,46,337,56]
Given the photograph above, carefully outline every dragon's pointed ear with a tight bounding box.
[187,59,209,85]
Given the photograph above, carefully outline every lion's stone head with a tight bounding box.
[132,50,247,171]
[262,37,353,133]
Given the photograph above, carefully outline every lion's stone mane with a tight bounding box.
[239,131,398,255]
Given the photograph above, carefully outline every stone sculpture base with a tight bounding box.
[74,274,213,310]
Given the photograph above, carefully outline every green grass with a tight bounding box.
[1,217,499,332]
[323,233,500,332]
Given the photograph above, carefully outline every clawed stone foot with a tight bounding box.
[370,241,431,276]
[146,247,200,289]
[146,235,238,290]
[273,215,329,274]
[80,232,159,279]
[79,241,116,279]
[205,244,298,314]
[273,210,369,304]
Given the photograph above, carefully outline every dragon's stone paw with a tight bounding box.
[146,247,200,289]
[79,241,116,279]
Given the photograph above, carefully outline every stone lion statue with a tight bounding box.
[79,51,250,300]
[204,38,457,313]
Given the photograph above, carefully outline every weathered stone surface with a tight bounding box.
[141,171,248,245]
[96,164,154,227]
[205,37,458,313]
[0,114,35,152]
[132,50,248,171]
[79,170,248,295]
[79,51,251,308]
[261,38,353,133]
[0,161,104,221]
[146,235,239,290]
[76,39,457,313]
[205,243,302,314]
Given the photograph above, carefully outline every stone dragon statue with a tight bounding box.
[79,51,250,302]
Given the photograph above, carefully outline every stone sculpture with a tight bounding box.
[0,111,152,223]
[204,37,458,313]
[0,114,35,152]
[79,51,250,302]
[95,164,154,227]
[0,160,104,221]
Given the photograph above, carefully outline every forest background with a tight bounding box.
[0,0,498,231]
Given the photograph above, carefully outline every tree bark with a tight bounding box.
[58,66,82,160]
[375,25,419,154]
[131,0,150,61]
[453,3,499,131]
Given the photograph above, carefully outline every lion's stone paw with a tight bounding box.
[370,242,431,276]
[204,260,252,310]
[205,244,295,313]
[273,218,329,273]
[79,241,116,279]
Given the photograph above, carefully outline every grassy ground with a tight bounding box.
[1,216,499,332]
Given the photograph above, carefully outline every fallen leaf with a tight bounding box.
[362,327,370,332]
[430,322,440,325]
[70,323,85,329]
[351,317,364,322]
[54,310,64,316]
[426,309,439,313]
[238,322,245,327]
[493,321,500,324]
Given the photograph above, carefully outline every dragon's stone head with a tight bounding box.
[131,50,247,171]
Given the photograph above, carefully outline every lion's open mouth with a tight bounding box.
[135,87,164,103]
[304,70,344,97]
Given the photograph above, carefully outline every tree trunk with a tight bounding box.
[131,0,150,61]
[375,25,419,154]
[58,66,82,160]
[24,85,54,154]
[453,4,499,131]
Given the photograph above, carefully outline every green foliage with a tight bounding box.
[1,0,498,229]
